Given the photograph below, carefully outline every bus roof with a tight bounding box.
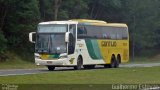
[70,19,107,24]
[39,21,78,25]
[39,19,127,28]
[70,19,127,27]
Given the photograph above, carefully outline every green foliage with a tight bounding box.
[1,67,160,84]
[0,0,40,61]
[0,32,7,61]
[60,0,89,19]
[39,0,54,21]
[5,0,40,47]
[128,0,160,48]
[39,0,89,20]
[0,32,7,53]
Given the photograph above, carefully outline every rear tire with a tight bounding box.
[47,66,55,71]
[114,56,120,68]
[74,56,83,70]
[109,56,116,68]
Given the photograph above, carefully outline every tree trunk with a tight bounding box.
[0,2,8,31]
[54,0,62,20]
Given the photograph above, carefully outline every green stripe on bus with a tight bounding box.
[48,54,60,59]
[85,39,102,60]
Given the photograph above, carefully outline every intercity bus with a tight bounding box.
[29,19,129,70]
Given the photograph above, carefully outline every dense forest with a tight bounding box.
[0,0,160,61]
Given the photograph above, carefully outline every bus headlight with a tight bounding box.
[59,55,68,59]
[35,53,40,59]
[59,53,68,59]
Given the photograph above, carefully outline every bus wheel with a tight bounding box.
[47,66,55,71]
[109,56,116,68]
[74,56,83,70]
[115,56,120,68]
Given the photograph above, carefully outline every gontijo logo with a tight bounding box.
[101,41,117,47]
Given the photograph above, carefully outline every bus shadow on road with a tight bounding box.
[39,66,111,72]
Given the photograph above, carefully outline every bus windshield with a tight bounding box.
[35,33,67,54]
[36,24,67,54]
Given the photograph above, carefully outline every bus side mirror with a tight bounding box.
[29,32,36,43]
[65,32,70,42]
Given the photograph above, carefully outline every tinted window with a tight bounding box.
[77,25,128,40]
[77,25,88,38]
[122,29,128,39]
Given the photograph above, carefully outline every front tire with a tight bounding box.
[74,56,83,70]
[47,66,55,71]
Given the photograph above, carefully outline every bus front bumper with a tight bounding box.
[35,58,69,66]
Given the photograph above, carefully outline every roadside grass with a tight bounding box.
[0,51,45,69]
[0,66,160,84]
[0,60,43,69]
[0,55,44,69]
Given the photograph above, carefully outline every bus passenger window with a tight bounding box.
[111,34,116,40]
[102,34,107,39]
[78,27,83,34]
[122,29,128,39]
[77,26,87,38]
[78,27,87,34]
[116,34,122,39]
[106,34,111,39]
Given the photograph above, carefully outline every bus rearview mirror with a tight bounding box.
[29,32,36,43]
[65,32,70,42]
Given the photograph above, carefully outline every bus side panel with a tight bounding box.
[97,40,129,64]
[74,39,129,65]
[76,39,105,65]
[85,39,102,60]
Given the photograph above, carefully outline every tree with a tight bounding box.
[0,31,7,60]
[60,0,89,19]
[1,0,40,56]
[6,0,39,45]
[39,0,89,20]
[0,0,10,60]
[39,0,54,21]
[0,0,8,31]
[54,0,62,20]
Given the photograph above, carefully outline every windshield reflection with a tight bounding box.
[35,33,66,54]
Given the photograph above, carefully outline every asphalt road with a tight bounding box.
[0,63,160,76]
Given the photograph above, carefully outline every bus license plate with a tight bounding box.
[47,61,52,64]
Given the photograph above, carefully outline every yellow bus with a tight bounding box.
[29,19,129,70]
